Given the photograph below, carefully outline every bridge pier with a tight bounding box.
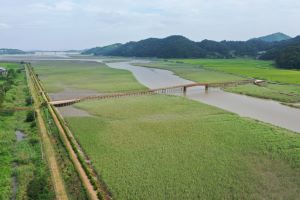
[205,84,208,92]
[183,86,187,95]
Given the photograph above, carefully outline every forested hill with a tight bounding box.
[82,43,122,55]
[83,34,300,69]
[249,32,291,42]
[83,35,274,58]
[260,36,300,69]
[0,48,26,54]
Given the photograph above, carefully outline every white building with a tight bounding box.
[0,67,8,76]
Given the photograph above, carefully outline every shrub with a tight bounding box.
[25,96,33,106]
[25,111,35,122]
[30,121,36,128]
[27,170,54,200]
[29,138,39,146]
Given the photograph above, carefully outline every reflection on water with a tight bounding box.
[16,130,25,142]
[13,130,26,200]
[107,61,193,88]
[106,61,300,133]
[1,55,299,133]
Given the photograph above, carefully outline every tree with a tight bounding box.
[275,45,300,69]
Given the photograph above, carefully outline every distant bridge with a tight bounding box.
[50,80,255,107]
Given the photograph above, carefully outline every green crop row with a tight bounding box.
[175,59,300,84]
[33,60,146,93]
[41,106,88,200]
[136,60,300,103]
[66,95,300,199]
[50,104,107,200]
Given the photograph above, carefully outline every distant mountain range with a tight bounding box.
[82,43,122,56]
[260,36,300,69]
[83,32,300,69]
[82,33,296,59]
[83,35,271,58]
[249,32,291,42]
[0,48,26,55]
[1,33,298,69]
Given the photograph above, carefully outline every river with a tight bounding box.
[1,55,299,133]
[106,61,300,133]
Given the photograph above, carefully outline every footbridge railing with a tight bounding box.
[49,79,256,107]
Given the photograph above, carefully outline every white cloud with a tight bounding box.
[0,0,300,50]
[30,1,76,12]
[55,1,76,11]
[0,23,10,30]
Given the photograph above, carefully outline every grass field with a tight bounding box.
[0,63,20,86]
[0,63,54,199]
[175,59,300,84]
[136,60,300,103]
[225,83,300,103]
[134,61,244,83]
[33,60,146,93]
[65,95,300,200]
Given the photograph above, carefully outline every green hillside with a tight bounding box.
[250,32,291,42]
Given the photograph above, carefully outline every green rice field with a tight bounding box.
[175,59,300,84]
[134,61,244,83]
[225,83,300,103]
[136,60,300,103]
[33,60,146,93]
[65,95,300,200]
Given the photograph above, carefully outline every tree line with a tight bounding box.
[83,35,300,69]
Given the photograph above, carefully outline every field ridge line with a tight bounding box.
[27,63,101,200]
[54,107,113,199]
[26,65,69,200]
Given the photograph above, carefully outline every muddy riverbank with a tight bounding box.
[106,61,300,133]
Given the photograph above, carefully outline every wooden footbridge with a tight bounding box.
[50,80,255,107]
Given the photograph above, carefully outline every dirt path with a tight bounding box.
[26,66,69,200]
[26,64,101,200]
[36,108,69,200]
[48,105,100,200]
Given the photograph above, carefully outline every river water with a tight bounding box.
[106,61,300,133]
[1,55,299,132]
[12,130,26,200]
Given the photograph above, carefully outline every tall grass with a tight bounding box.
[225,83,300,103]
[136,60,300,103]
[33,60,146,93]
[0,64,54,199]
[134,61,244,83]
[176,59,300,84]
[66,95,300,199]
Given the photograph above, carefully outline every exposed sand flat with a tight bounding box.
[57,106,91,117]
[49,87,105,101]
[107,61,300,133]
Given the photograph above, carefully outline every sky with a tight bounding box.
[0,0,299,50]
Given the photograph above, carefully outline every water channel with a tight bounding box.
[1,55,299,132]
[106,61,300,133]
[12,130,26,200]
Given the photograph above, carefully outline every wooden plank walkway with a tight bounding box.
[50,80,255,107]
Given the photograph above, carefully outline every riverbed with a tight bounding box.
[106,61,300,133]
[1,55,299,132]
